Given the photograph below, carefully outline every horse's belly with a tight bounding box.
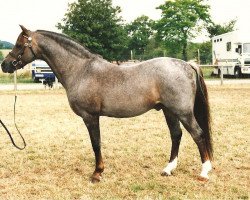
[100,85,160,117]
[100,100,154,118]
[101,107,150,118]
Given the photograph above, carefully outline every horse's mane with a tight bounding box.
[37,30,102,59]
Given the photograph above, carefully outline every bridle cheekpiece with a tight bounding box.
[9,34,36,67]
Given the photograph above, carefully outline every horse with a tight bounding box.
[1,25,213,182]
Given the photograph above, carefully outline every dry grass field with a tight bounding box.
[0,85,249,199]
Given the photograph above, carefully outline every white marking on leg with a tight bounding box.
[200,160,212,179]
[162,157,178,175]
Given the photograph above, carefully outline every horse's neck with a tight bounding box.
[36,33,92,88]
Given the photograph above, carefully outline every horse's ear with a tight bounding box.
[19,25,29,35]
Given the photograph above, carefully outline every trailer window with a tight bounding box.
[227,42,231,51]
[243,43,250,53]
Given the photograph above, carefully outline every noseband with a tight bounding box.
[9,35,36,67]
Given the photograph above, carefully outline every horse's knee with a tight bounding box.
[170,129,182,141]
[191,131,204,144]
[180,115,203,143]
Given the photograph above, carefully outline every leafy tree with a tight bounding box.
[186,42,199,61]
[57,0,129,61]
[0,51,3,61]
[163,41,183,59]
[143,37,166,60]
[198,41,212,64]
[126,15,154,57]
[207,19,236,38]
[155,0,211,61]
[0,41,3,61]
[0,41,14,49]
[186,42,212,64]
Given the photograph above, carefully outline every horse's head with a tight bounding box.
[1,25,37,73]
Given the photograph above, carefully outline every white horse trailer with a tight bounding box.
[212,31,250,77]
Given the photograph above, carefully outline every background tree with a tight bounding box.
[155,0,211,61]
[126,15,153,59]
[198,41,212,64]
[0,41,13,49]
[0,42,4,61]
[0,51,3,61]
[143,37,166,59]
[207,19,236,38]
[57,0,129,61]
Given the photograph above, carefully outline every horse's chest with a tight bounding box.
[67,93,101,116]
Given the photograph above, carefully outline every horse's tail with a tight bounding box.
[192,65,213,160]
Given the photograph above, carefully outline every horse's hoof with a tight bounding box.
[197,175,209,182]
[91,174,102,183]
[161,171,171,176]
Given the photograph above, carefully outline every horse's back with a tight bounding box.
[122,57,195,79]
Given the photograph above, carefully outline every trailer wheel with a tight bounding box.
[234,67,241,78]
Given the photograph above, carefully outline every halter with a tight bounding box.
[9,35,36,67]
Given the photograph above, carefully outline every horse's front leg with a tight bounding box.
[83,114,104,183]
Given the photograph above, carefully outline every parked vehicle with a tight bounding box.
[212,31,250,78]
[31,60,55,83]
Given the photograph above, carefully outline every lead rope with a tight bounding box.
[0,71,26,150]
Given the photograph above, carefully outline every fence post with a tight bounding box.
[130,50,133,60]
[197,49,200,65]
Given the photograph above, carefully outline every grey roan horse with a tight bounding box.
[1,25,213,182]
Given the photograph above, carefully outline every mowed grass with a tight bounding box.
[0,85,249,199]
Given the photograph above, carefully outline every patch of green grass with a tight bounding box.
[0,76,33,83]
[0,70,33,83]
[131,183,145,192]
[238,195,249,200]
[200,66,218,79]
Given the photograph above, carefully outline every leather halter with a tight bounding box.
[9,35,36,67]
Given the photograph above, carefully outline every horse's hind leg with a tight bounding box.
[83,114,104,183]
[161,110,182,176]
[179,113,212,180]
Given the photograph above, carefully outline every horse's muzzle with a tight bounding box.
[1,60,15,73]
